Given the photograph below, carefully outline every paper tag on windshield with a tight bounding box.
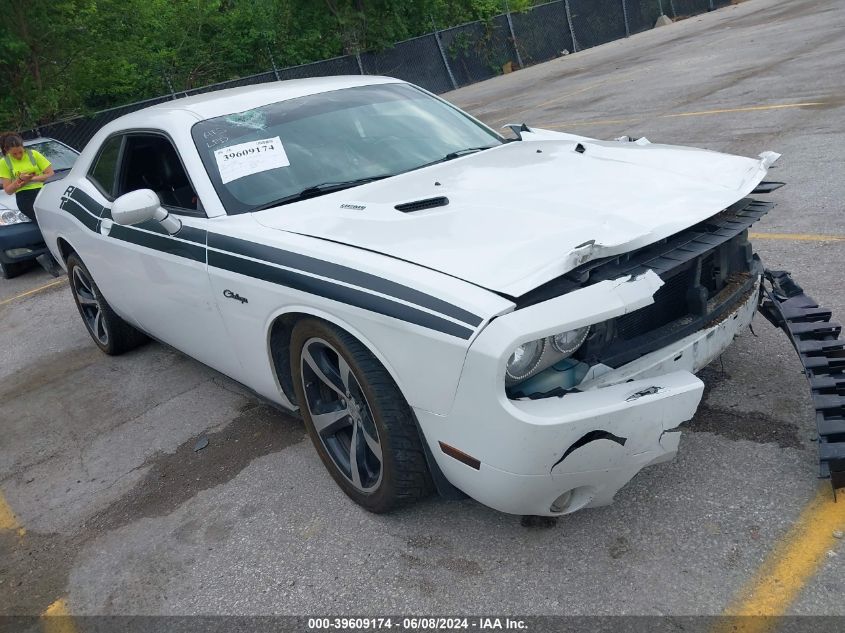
[214,137,289,184]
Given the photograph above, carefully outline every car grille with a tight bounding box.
[615,268,693,340]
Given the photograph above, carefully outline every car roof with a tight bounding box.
[25,137,63,146]
[112,75,405,128]
[23,137,79,154]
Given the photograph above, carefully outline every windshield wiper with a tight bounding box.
[252,175,392,212]
[446,146,493,159]
[250,146,496,212]
[417,145,496,169]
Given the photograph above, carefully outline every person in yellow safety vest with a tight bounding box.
[0,132,62,276]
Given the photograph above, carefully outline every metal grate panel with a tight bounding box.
[759,271,845,495]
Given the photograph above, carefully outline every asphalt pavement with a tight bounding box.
[1,0,843,620]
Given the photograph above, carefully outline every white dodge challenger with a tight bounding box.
[34,76,818,516]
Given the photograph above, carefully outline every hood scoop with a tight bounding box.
[395,196,449,213]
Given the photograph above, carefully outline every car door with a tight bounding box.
[66,131,243,378]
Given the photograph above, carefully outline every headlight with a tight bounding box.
[505,326,591,386]
[506,338,547,383]
[551,326,590,354]
[0,207,31,226]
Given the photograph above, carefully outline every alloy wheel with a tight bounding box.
[300,337,383,493]
[72,266,108,346]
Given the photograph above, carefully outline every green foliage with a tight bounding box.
[0,0,547,129]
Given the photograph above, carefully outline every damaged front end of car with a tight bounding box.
[417,265,717,516]
[418,172,842,515]
[504,196,772,400]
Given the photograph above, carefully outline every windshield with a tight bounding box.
[25,140,79,171]
[191,83,503,214]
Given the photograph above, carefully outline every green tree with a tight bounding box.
[0,0,544,130]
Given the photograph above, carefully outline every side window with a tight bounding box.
[116,134,202,215]
[88,135,123,198]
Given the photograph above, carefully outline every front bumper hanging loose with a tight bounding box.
[758,270,845,496]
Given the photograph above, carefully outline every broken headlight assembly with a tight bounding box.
[505,326,590,387]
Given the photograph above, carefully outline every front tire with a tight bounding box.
[290,318,433,513]
[66,253,148,355]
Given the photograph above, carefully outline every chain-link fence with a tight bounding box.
[26,0,733,151]
[359,34,456,94]
[511,2,575,65]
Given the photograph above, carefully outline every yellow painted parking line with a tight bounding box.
[663,102,827,118]
[0,277,66,307]
[41,598,78,633]
[718,485,845,632]
[540,116,642,128]
[532,79,612,110]
[539,101,829,129]
[0,491,26,539]
[4,494,76,631]
[750,232,845,242]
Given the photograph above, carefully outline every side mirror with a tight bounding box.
[111,189,182,235]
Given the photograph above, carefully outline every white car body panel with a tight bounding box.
[51,179,244,378]
[255,132,776,296]
[417,371,704,516]
[33,76,780,516]
[203,214,511,412]
[415,284,759,515]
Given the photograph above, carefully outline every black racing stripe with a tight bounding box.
[109,225,206,263]
[69,187,107,218]
[124,217,207,245]
[118,217,207,246]
[71,190,206,247]
[58,187,471,338]
[208,233,482,327]
[175,225,207,245]
[135,219,168,235]
[210,250,474,340]
[60,198,99,232]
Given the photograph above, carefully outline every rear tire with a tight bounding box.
[66,253,148,355]
[290,318,433,513]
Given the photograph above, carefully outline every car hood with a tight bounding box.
[254,133,779,297]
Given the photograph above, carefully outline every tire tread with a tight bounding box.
[290,318,434,513]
